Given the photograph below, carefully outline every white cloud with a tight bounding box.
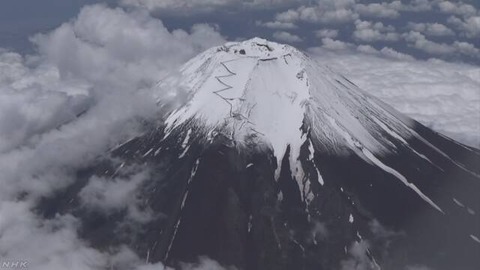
[0,4,226,199]
[340,240,377,270]
[0,201,108,270]
[407,22,455,37]
[300,6,358,24]
[0,4,227,270]
[315,29,339,39]
[356,45,415,61]
[31,5,225,91]
[461,16,480,37]
[275,8,300,23]
[406,0,434,12]
[403,31,480,57]
[355,1,403,18]
[121,0,301,13]
[353,20,400,43]
[369,219,404,240]
[310,221,329,242]
[403,31,456,55]
[275,1,358,25]
[79,168,153,223]
[272,31,303,43]
[319,38,354,50]
[309,48,480,148]
[436,0,478,18]
[256,20,297,30]
[448,15,480,38]
[453,40,480,55]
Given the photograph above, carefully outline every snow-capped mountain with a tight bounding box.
[39,38,480,270]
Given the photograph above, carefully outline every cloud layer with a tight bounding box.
[150,0,480,63]
[0,4,227,270]
[310,46,480,148]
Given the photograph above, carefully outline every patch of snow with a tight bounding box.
[453,198,465,208]
[372,116,442,171]
[248,215,253,233]
[178,129,193,158]
[470,235,480,244]
[142,148,154,157]
[328,113,444,214]
[362,147,444,214]
[181,129,192,148]
[315,166,324,186]
[167,159,200,259]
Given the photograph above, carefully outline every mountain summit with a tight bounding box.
[41,38,480,270]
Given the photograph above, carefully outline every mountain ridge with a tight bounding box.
[38,38,480,270]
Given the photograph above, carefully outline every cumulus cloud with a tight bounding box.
[319,38,354,50]
[31,5,225,91]
[353,20,400,43]
[275,1,359,25]
[403,31,456,55]
[255,20,297,30]
[356,45,415,61]
[121,0,302,13]
[452,40,480,55]
[354,1,403,18]
[315,29,339,39]
[78,166,154,223]
[275,8,300,23]
[407,0,435,12]
[407,22,455,37]
[0,4,227,270]
[0,56,91,152]
[447,15,480,38]
[436,0,478,18]
[272,31,303,43]
[0,201,107,270]
[309,47,480,148]
[403,30,480,57]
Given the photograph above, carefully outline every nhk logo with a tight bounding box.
[0,261,28,269]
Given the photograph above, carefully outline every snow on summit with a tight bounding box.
[153,38,459,212]
[157,37,412,156]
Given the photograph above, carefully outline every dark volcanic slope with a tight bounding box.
[38,120,480,270]
[37,38,480,270]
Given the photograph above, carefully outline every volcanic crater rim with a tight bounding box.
[220,37,294,59]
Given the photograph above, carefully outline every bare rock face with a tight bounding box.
[39,38,480,270]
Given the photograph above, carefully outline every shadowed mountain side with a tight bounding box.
[37,120,480,270]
